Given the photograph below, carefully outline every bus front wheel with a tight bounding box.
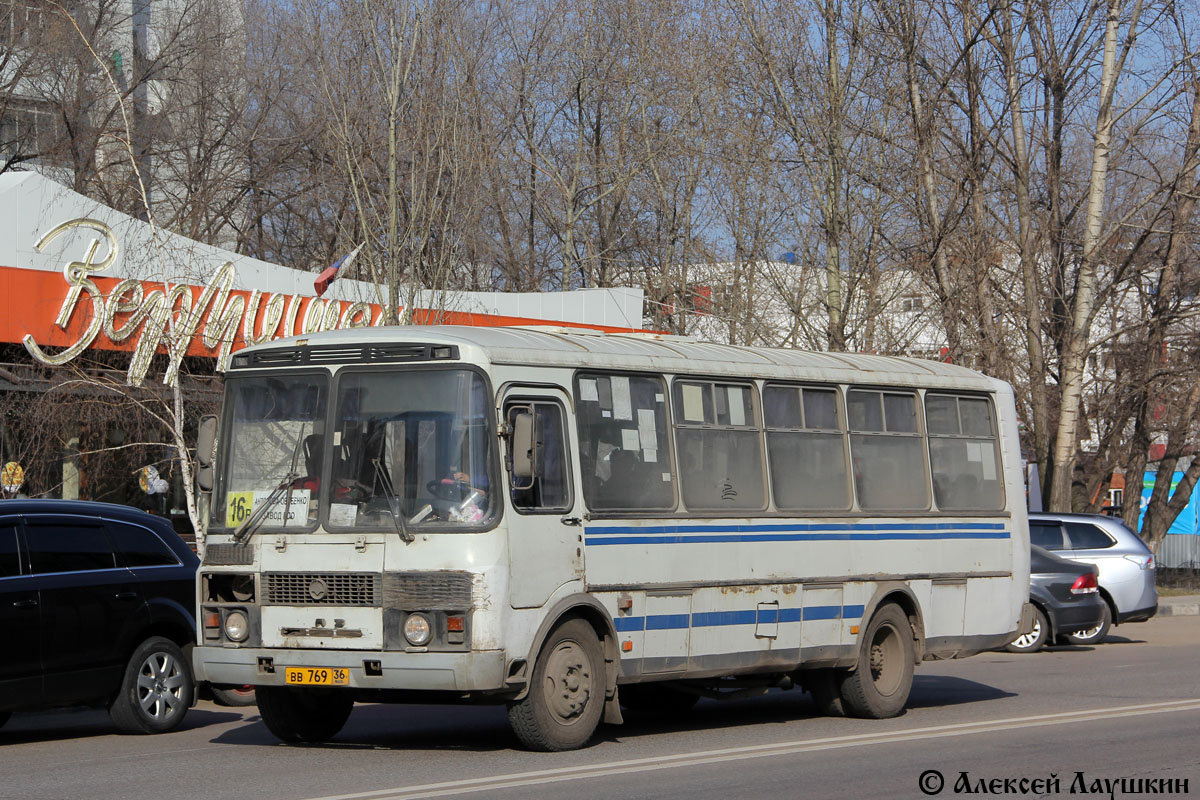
[508,618,605,751]
[839,604,915,719]
[256,686,353,743]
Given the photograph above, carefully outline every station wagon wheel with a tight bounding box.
[1064,602,1112,646]
[508,618,605,751]
[1005,607,1048,653]
[838,604,915,719]
[110,636,194,734]
[210,684,257,707]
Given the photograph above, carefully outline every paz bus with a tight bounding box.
[191,326,1030,751]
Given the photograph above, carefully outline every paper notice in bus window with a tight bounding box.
[579,379,599,402]
[682,384,704,422]
[329,503,358,527]
[611,376,633,420]
[643,448,658,463]
[249,488,310,527]
[662,472,672,482]
[638,408,656,447]
[728,387,746,426]
[622,428,640,451]
[981,451,997,481]
[966,442,982,462]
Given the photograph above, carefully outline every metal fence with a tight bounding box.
[1157,534,1200,569]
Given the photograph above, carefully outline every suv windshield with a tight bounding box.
[212,373,328,531]
[328,368,495,530]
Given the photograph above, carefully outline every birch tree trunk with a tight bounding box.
[1048,0,1132,510]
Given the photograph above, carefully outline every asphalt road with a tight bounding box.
[3,616,1199,800]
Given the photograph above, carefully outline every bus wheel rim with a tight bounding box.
[543,640,592,724]
[869,623,904,696]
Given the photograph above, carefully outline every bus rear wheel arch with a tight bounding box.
[838,603,916,719]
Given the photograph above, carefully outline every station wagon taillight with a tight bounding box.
[1070,573,1099,594]
[1124,553,1155,570]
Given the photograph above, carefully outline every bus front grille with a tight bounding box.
[262,573,382,606]
[382,571,473,609]
[203,543,254,566]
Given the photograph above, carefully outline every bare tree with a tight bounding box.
[294,0,491,322]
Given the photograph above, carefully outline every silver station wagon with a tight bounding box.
[1027,512,1158,644]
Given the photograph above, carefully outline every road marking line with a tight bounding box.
[299,698,1200,800]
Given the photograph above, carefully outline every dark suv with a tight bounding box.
[0,500,198,734]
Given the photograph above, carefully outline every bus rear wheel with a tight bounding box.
[256,686,353,743]
[508,618,605,751]
[839,604,915,719]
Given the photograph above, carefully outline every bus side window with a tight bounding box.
[925,393,1004,511]
[763,384,851,511]
[575,373,675,512]
[848,389,930,511]
[508,402,571,513]
[672,380,766,511]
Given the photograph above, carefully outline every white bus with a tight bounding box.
[192,326,1030,751]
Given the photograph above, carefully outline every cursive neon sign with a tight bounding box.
[22,219,389,386]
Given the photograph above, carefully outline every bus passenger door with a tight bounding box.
[504,389,583,609]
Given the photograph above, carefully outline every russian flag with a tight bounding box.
[314,243,363,296]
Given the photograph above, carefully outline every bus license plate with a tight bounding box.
[284,667,349,686]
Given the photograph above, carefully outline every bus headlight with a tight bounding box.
[224,610,250,642]
[403,613,432,646]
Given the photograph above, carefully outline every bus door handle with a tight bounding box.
[560,516,582,527]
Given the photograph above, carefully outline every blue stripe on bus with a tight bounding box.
[586,522,1007,535]
[586,531,1008,546]
[610,604,863,632]
[803,605,842,620]
[646,614,690,630]
[693,610,758,627]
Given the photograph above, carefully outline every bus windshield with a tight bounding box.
[213,373,329,531]
[213,368,495,533]
[328,368,495,530]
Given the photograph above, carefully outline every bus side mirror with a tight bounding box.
[509,410,536,490]
[196,415,217,492]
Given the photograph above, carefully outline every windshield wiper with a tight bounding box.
[372,457,414,544]
[233,430,305,543]
[232,470,300,543]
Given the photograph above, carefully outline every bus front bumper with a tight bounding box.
[192,645,507,692]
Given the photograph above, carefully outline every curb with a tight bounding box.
[1157,603,1200,617]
